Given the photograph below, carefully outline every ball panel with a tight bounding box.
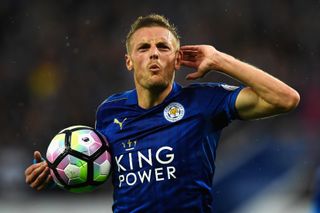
[64,164,80,179]
[50,169,64,188]
[94,161,111,182]
[46,134,65,164]
[64,164,87,185]
[93,151,111,182]
[70,129,102,156]
[56,154,88,185]
[95,150,111,164]
[57,167,69,184]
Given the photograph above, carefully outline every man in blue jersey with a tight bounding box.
[25,14,300,212]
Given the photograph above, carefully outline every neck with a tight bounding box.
[136,84,173,109]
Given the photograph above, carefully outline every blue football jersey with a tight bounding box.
[95,82,243,213]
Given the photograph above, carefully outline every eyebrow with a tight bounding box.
[156,41,170,46]
[137,43,150,48]
[136,41,171,48]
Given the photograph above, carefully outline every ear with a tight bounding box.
[125,54,133,71]
[174,50,182,71]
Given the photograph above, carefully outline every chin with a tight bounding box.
[146,80,169,91]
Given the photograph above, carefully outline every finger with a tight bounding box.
[26,162,47,185]
[180,45,199,50]
[31,166,50,189]
[182,50,198,54]
[34,151,43,163]
[186,71,204,80]
[182,50,196,54]
[25,164,37,177]
[182,56,197,63]
[26,163,46,184]
[36,173,52,191]
[180,60,197,68]
[182,52,198,58]
[25,162,44,176]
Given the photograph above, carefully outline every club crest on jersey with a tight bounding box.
[163,102,185,122]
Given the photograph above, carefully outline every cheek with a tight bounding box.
[133,55,147,69]
[164,56,177,70]
[132,61,141,73]
[133,60,147,79]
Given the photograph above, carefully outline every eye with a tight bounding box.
[137,44,150,52]
[157,43,170,51]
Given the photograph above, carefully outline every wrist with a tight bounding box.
[214,51,236,73]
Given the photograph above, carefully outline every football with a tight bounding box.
[46,125,111,193]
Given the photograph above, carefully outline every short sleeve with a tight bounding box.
[188,83,243,130]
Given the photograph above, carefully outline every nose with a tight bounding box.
[149,46,159,60]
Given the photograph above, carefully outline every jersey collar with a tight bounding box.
[125,82,182,106]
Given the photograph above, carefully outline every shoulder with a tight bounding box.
[96,89,134,111]
[95,89,135,127]
[181,82,243,110]
[104,90,134,103]
[184,82,241,93]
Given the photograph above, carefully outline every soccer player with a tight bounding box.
[25,14,300,212]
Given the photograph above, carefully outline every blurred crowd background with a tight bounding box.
[0,0,319,212]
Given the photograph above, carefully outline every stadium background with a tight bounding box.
[1,0,319,212]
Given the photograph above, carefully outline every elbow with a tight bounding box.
[278,89,300,112]
[286,89,300,111]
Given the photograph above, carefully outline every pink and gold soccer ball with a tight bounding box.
[46,125,111,192]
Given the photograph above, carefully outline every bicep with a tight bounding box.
[235,87,280,120]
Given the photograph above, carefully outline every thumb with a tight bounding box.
[34,151,43,163]
[186,71,203,80]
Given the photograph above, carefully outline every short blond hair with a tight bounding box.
[126,14,180,53]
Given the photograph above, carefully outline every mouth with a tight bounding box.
[148,63,161,72]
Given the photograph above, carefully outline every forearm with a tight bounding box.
[215,51,300,110]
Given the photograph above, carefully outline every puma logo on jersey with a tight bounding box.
[114,118,127,130]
